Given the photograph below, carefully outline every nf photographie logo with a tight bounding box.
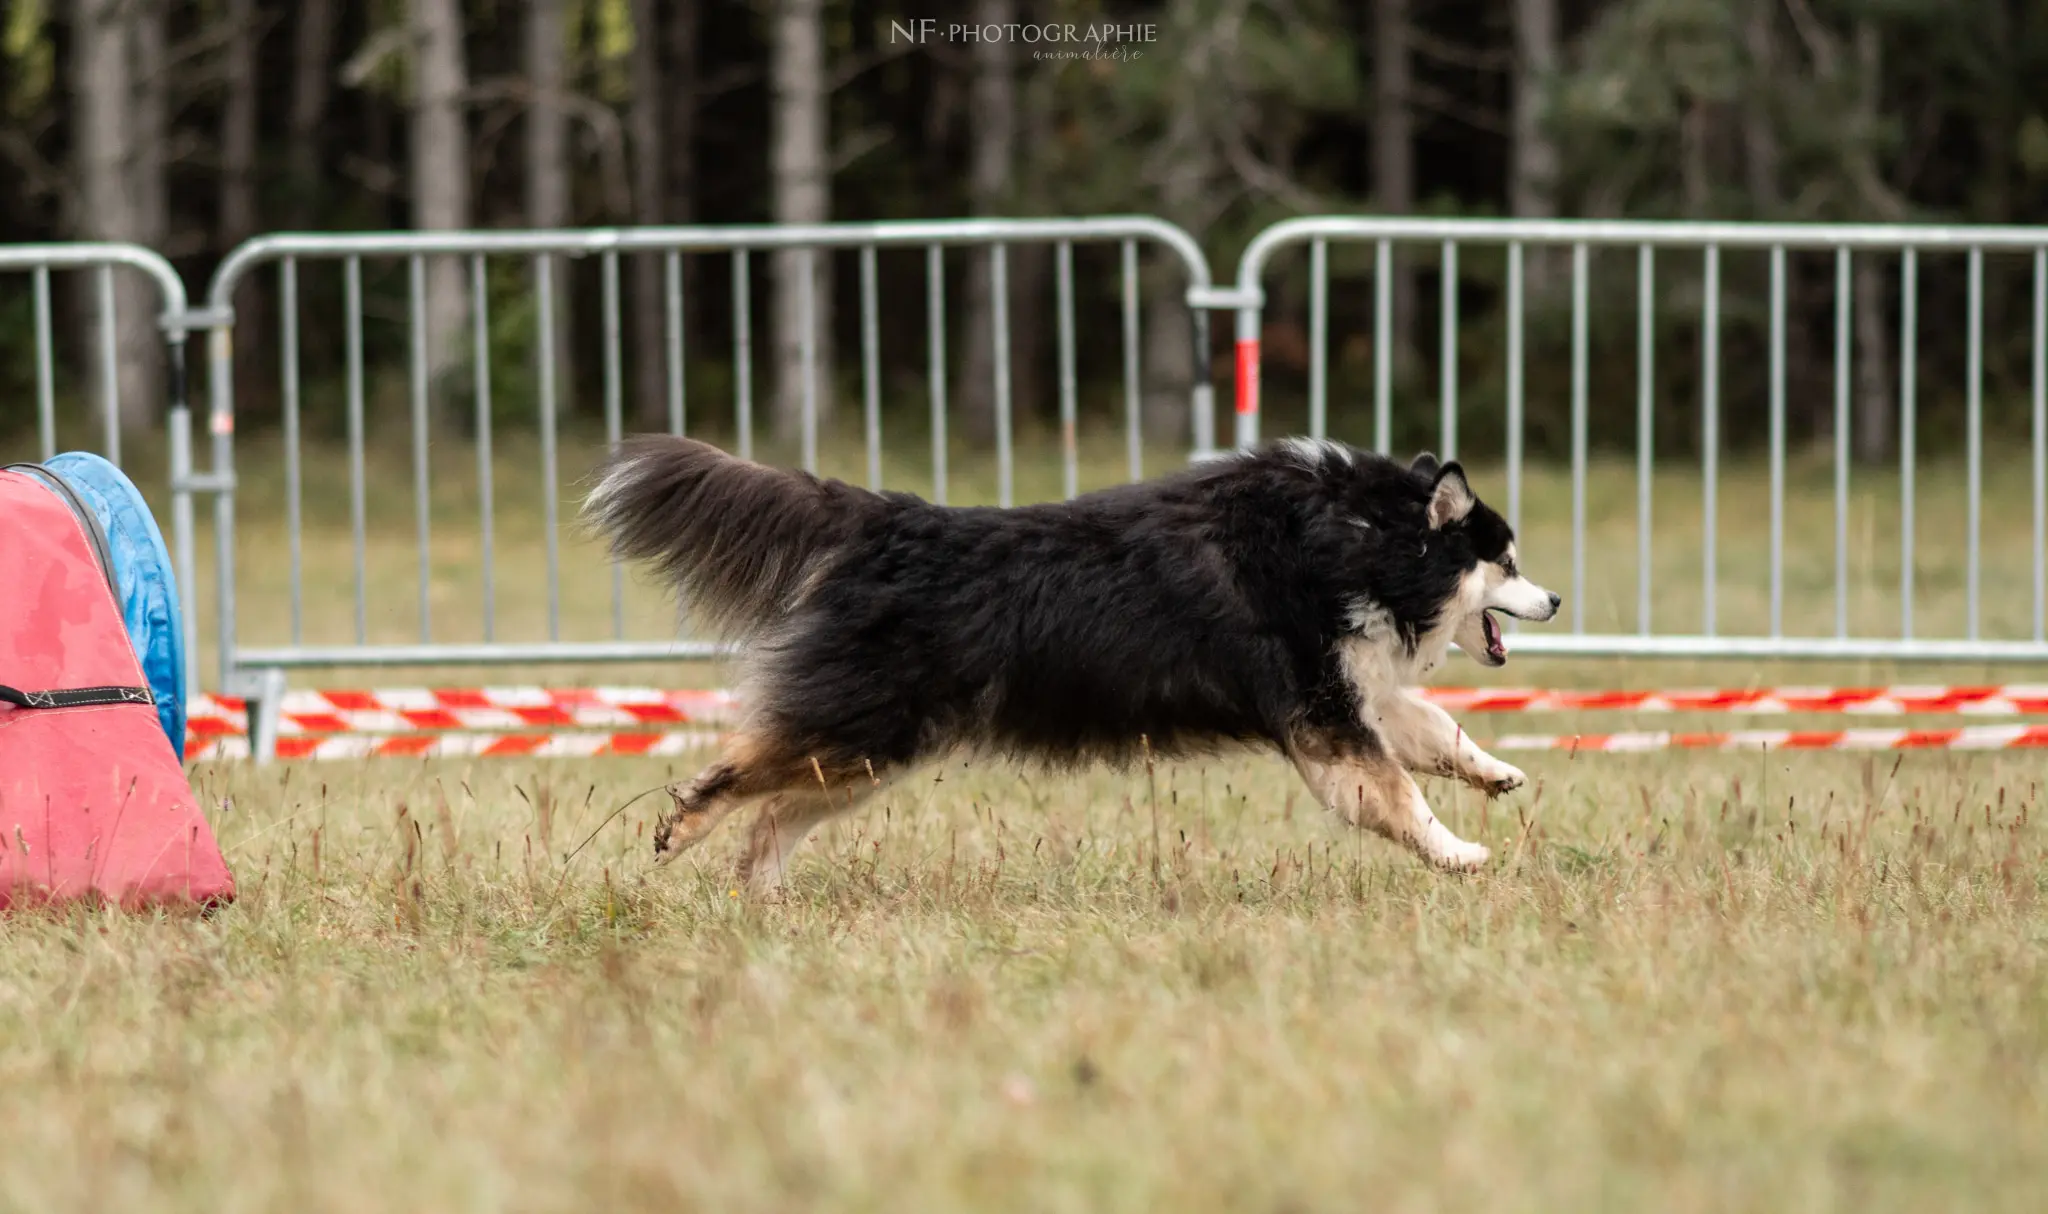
[888,19,1157,61]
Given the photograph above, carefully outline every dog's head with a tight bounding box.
[1409,452,1560,667]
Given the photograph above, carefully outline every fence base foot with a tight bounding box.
[226,667,288,764]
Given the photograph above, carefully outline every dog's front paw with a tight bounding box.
[1435,840,1491,873]
[651,786,687,861]
[1475,762,1526,798]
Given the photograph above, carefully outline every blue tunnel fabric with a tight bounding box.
[40,453,188,760]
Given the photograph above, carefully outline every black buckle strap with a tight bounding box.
[0,684,156,710]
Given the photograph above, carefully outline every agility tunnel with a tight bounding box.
[0,454,233,909]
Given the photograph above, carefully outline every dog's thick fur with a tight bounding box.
[585,434,1560,892]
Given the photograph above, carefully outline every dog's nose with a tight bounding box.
[1547,592,1562,611]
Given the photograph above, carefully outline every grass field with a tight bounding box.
[5,748,2044,1211]
[4,430,2046,1211]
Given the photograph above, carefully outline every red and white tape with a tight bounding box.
[185,687,740,739]
[177,684,2048,762]
[1492,724,2048,754]
[183,683,2048,741]
[187,723,2048,763]
[1428,685,2048,715]
[187,729,724,763]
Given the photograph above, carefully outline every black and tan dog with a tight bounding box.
[585,435,1560,895]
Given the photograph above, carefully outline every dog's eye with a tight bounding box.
[1501,558,1517,578]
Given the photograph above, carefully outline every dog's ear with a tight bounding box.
[1426,462,1475,529]
[1410,451,1441,479]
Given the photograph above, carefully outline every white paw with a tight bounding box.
[1480,762,1526,797]
[1435,840,1491,873]
[652,816,681,862]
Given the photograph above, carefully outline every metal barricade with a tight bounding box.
[1222,217,2048,664]
[0,243,213,692]
[198,218,1218,758]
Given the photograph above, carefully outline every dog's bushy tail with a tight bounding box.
[583,435,884,640]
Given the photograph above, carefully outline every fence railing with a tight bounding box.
[5,217,2047,763]
[0,243,212,694]
[1226,217,2048,664]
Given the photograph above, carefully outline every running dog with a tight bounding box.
[584,435,1560,894]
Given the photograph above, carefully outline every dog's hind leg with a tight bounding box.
[1368,689,1526,797]
[1288,731,1490,873]
[654,731,813,863]
[736,766,886,897]
[653,759,754,863]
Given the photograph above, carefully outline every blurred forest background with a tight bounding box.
[2,0,2045,460]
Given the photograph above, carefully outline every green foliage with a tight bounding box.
[1025,0,1361,244]
[2019,115,2048,181]
[1557,0,1745,132]
[2,0,52,118]
[589,0,632,103]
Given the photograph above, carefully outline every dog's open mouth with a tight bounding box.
[1481,610,1507,662]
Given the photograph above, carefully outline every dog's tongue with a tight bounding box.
[1483,611,1507,659]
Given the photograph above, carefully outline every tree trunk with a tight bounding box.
[958,0,1017,446]
[1741,0,1819,432]
[220,0,259,247]
[1980,0,2014,223]
[770,0,830,445]
[1680,101,1710,216]
[1740,0,1780,215]
[130,0,168,430]
[412,0,471,401]
[1851,25,1892,464]
[1510,0,1559,296]
[1852,253,1892,465]
[628,0,668,428]
[1375,0,1417,364]
[288,0,336,228]
[220,0,267,421]
[1140,273,1198,447]
[526,0,570,228]
[73,0,140,434]
[71,0,133,235]
[1142,93,1207,448]
[1008,73,1054,438]
[130,1,166,255]
[527,0,575,407]
[664,0,698,226]
[71,0,165,433]
[663,1,700,428]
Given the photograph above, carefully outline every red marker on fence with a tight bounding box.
[1235,338,1260,418]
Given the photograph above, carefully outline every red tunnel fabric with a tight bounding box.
[0,468,233,910]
